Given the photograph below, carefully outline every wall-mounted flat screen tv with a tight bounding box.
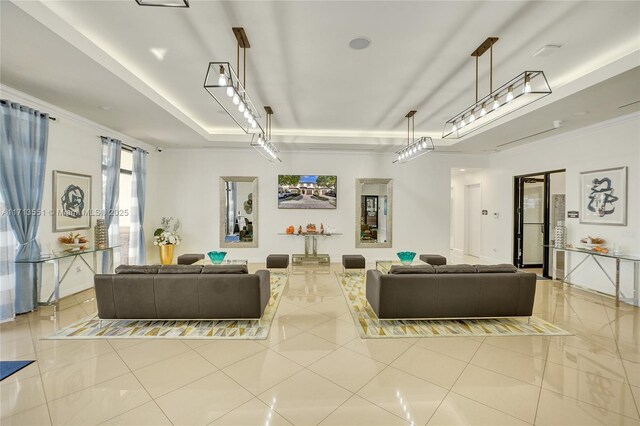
[278,175,337,209]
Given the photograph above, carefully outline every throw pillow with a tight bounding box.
[389,265,436,274]
[158,265,203,274]
[435,264,477,274]
[474,264,518,273]
[115,265,160,274]
[201,265,249,274]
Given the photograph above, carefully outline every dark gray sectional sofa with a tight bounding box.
[94,264,271,320]
[366,264,536,319]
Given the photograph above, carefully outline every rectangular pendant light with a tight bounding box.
[135,0,189,7]
[394,137,434,163]
[251,106,281,162]
[443,71,551,139]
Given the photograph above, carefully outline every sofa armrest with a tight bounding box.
[94,275,116,319]
[256,269,271,315]
[366,269,383,316]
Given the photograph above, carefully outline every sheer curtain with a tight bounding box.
[0,192,17,322]
[0,99,49,313]
[128,148,147,265]
[101,137,121,272]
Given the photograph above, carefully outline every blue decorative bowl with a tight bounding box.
[397,251,416,265]
[207,251,227,264]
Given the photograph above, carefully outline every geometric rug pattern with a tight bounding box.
[45,272,288,340]
[337,272,571,339]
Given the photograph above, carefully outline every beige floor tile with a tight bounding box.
[542,362,639,419]
[271,332,339,366]
[471,343,545,386]
[427,392,530,425]
[116,340,190,371]
[307,300,349,318]
[256,321,305,347]
[0,320,32,342]
[308,347,386,392]
[631,385,640,411]
[41,352,130,401]
[133,350,218,398]
[258,370,352,426]
[194,340,265,369]
[0,403,52,426]
[210,398,293,426]
[618,339,640,363]
[222,349,304,395]
[391,345,467,389]
[547,343,627,383]
[452,365,540,423]
[549,333,618,358]
[336,312,355,324]
[1,335,36,359]
[278,311,333,331]
[106,339,145,351]
[182,339,211,349]
[343,337,413,364]
[100,401,172,425]
[357,366,447,426]
[155,371,253,425]
[319,395,406,425]
[36,340,114,373]
[0,373,47,419]
[414,336,482,362]
[483,335,550,359]
[47,373,151,426]
[536,389,640,425]
[32,336,78,353]
[307,319,359,345]
[623,359,640,387]
[274,300,306,316]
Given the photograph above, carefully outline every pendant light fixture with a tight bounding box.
[394,110,434,163]
[442,37,551,139]
[135,0,189,7]
[251,106,281,162]
[204,27,263,135]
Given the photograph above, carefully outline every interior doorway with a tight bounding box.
[513,169,565,277]
[465,184,482,258]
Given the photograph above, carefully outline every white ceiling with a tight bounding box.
[1,0,639,152]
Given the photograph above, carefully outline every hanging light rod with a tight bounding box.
[442,37,551,139]
[394,110,434,163]
[251,106,281,162]
[204,27,263,136]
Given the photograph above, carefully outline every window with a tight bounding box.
[118,149,132,264]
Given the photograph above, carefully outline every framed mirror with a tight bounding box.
[220,176,258,248]
[355,178,392,248]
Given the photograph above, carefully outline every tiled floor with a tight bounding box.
[1,261,639,425]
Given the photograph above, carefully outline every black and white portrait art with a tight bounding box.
[53,171,92,231]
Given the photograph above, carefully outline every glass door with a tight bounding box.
[515,176,545,268]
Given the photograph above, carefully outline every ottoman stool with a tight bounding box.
[267,254,289,270]
[419,254,447,266]
[342,254,365,271]
[177,253,204,265]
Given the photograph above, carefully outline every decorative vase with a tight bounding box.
[159,244,175,265]
[94,219,108,249]
[397,251,416,265]
[554,221,566,248]
[207,251,227,264]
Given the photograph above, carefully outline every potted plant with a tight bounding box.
[153,217,181,265]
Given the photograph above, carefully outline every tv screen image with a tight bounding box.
[278,175,337,209]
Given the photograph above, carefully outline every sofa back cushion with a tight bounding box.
[389,265,436,274]
[115,265,160,274]
[475,264,518,273]
[435,264,477,274]
[201,265,248,274]
[158,265,203,274]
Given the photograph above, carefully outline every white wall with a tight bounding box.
[146,149,488,264]
[1,85,157,300]
[450,170,486,257]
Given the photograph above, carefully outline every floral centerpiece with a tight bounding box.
[154,217,181,264]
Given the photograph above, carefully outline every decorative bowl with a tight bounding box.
[397,251,416,265]
[207,251,227,264]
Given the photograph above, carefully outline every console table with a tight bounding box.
[278,233,342,265]
[15,246,118,307]
[193,259,248,266]
[547,245,640,307]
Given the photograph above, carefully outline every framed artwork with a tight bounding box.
[579,166,627,226]
[53,170,92,232]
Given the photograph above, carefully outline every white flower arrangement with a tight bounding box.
[153,216,181,246]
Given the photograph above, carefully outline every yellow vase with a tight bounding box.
[159,244,174,265]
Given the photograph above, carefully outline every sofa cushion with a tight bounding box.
[435,264,477,274]
[115,265,160,274]
[389,265,436,274]
[158,265,203,274]
[201,265,248,274]
[475,264,518,273]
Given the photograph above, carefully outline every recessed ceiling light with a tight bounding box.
[459,168,466,172]
[349,37,371,50]
[533,44,562,57]
[98,105,112,111]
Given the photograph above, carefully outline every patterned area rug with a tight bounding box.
[337,272,570,338]
[46,272,288,340]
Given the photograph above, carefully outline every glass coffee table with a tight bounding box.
[376,259,428,274]
[193,259,248,266]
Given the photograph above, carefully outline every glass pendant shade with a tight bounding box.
[393,137,434,164]
[442,71,551,139]
[251,133,281,162]
[135,0,189,7]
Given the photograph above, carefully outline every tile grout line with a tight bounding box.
[26,306,55,426]
[531,295,556,426]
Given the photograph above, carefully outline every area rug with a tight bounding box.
[45,272,288,340]
[0,360,35,381]
[337,272,570,338]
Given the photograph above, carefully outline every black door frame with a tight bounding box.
[513,169,565,277]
